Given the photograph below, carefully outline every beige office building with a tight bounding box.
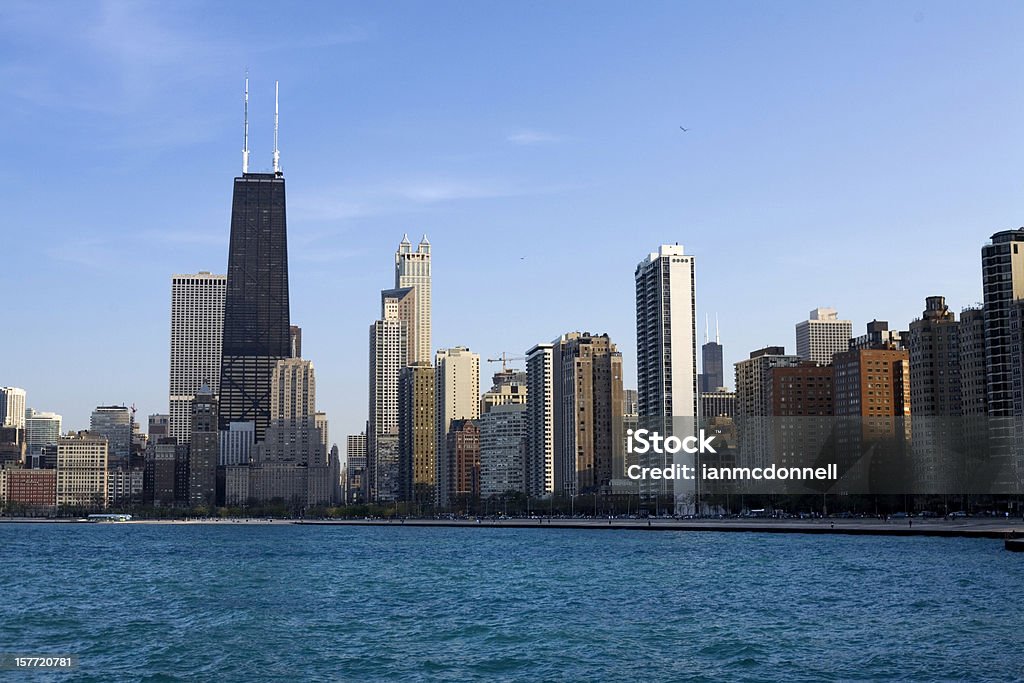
[481,370,528,414]
[435,347,480,507]
[395,234,432,364]
[57,431,109,508]
[399,362,436,503]
[553,332,624,495]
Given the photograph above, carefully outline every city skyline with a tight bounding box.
[4,2,1024,445]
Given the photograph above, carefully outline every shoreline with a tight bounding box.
[297,517,1023,539]
[2,516,1021,540]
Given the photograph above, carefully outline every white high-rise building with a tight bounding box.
[368,292,407,502]
[525,343,555,498]
[0,388,27,429]
[24,408,62,455]
[635,245,698,420]
[796,307,852,366]
[169,272,226,445]
[434,347,480,507]
[395,234,432,364]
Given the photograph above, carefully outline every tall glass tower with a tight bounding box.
[218,171,291,441]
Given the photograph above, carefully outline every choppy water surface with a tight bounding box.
[1,524,1022,681]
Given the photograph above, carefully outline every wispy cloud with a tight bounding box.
[45,237,119,269]
[291,177,563,222]
[138,229,225,247]
[506,129,562,145]
[2,1,370,149]
[397,180,513,203]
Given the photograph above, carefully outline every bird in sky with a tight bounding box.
[679,126,690,132]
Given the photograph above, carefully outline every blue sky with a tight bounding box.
[3,1,1023,445]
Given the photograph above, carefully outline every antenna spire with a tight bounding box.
[242,73,250,174]
[272,80,280,175]
[704,314,709,344]
[715,313,720,344]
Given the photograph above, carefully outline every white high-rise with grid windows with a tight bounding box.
[368,293,407,502]
[796,308,851,366]
[169,272,226,445]
[525,343,555,498]
[635,245,698,421]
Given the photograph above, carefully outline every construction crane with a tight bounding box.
[486,352,527,373]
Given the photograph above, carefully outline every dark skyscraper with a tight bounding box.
[189,384,219,508]
[699,314,724,392]
[218,80,290,441]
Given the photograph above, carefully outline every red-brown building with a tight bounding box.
[833,348,911,418]
[6,468,57,509]
[446,419,480,506]
[770,363,834,416]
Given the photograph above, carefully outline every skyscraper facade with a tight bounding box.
[635,245,697,423]
[479,404,527,498]
[446,419,480,508]
[698,315,724,393]
[907,296,962,416]
[148,414,170,441]
[480,370,528,414]
[700,341,724,393]
[169,271,226,445]
[981,229,1024,416]
[552,332,624,495]
[265,358,321,465]
[345,433,367,503]
[734,347,802,466]
[434,347,480,507]
[525,342,555,498]
[959,307,988,416]
[90,406,132,465]
[833,348,912,418]
[796,307,852,366]
[368,293,407,502]
[849,320,905,351]
[24,408,61,455]
[395,235,432,364]
[398,362,436,504]
[219,171,291,442]
[188,385,219,508]
[0,388,27,429]
[56,431,108,509]
[219,421,255,466]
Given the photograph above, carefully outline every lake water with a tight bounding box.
[1,524,1022,681]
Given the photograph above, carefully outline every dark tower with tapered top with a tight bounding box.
[218,79,290,441]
